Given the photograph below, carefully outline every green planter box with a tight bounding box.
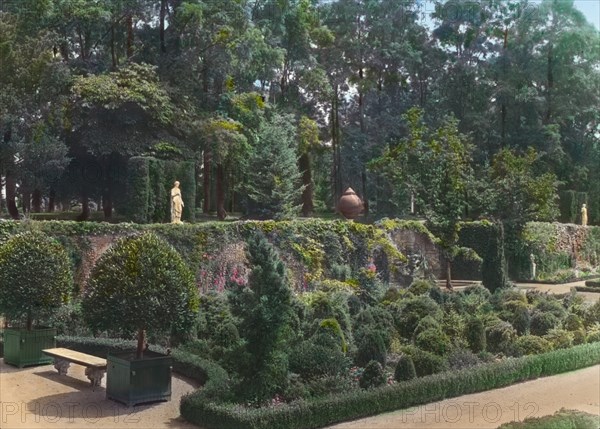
[3,328,56,367]
[106,351,172,407]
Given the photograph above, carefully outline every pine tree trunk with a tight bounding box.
[160,0,167,53]
[445,259,453,290]
[77,189,90,221]
[216,163,227,220]
[203,151,211,214]
[32,189,42,213]
[5,171,19,219]
[136,329,145,359]
[47,188,56,212]
[126,15,134,58]
[21,190,30,213]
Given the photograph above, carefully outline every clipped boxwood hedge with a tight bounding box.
[180,342,600,429]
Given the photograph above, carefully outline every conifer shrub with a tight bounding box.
[289,333,349,380]
[466,317,486,353]
[515,335,553,355]
[227,232,293,402]
[408,279,434,296]
[415,328,450,355]
[412,315,441,339]
[393,296,442,339]
[446,349,481,370]
[355,328,387,367]
[401,345,447,377]
[530,310,559,336]
[564,314,584,331]
[486,320,517,354]
[359,360,386,389]
[394,354,416,381]
[544,328,574,350]
[584,300,600,327]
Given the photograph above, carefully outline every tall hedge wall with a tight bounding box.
[559,190,588,224]
[120,156,195,223]
[455,221,507,291]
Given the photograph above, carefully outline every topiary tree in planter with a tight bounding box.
[0,231,72,367]
[82,232,199,406]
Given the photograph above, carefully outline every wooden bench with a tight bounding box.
[42,348,107,387]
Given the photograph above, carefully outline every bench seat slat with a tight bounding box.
[42,348,107,368]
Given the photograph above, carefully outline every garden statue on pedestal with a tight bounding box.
[0,232,72,367]
[530,253,536,280]
[171,181,184,223]
[581,204,588,226]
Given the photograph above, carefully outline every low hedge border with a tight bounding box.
[575,286,600,293]
[180,342,600,429]
[55,336,228,388]
[585,280,600,287]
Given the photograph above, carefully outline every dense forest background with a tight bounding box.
[0,0,598,225]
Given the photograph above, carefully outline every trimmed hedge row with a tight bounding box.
[575,286,600,293]
[180,342,600,429]
[558,190,588,225]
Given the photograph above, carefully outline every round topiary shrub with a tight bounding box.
[415,328,450,355]
[82,232,199,358]
[446,348,481,370]
[0,231,72,328]
[515,335,553,355]
[412,315,440,339]
[394,354,416,381]
[355,328,387,367]
[394,296,442,339]
[486,320,517,354]
[530,310,559,336]
[408,279,434,296]
[401,345,447,377]
[289,336,349,380]
[466,317,486,353]
[359,360,386,389]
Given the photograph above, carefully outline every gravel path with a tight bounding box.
[0,360,200,428]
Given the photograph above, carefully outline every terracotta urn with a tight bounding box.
[338,187,364,219]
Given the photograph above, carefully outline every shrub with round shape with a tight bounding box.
[530,310,559,336]
[394,295,442,339]
[394,354,416,381]
[408,279,434,296]
[515,335,553,355]
[355,328,387,367]
[486,320,517,354]
[0,232,72,329]
[415,328,450,355]
[401,345,447,377]
[82,232,199,358]
[446,348,480,370]
[359,360,386,389]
